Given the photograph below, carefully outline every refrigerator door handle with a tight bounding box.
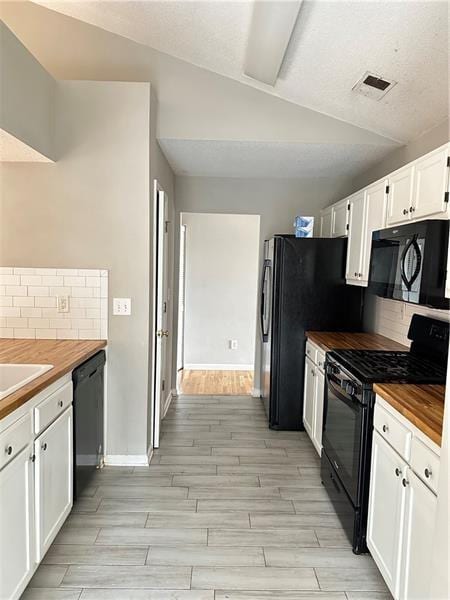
[260,259,270,342]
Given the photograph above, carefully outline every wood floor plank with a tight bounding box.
[61,565,191,589]
[147,546,265,567]
[43,544,148,566]
[178,370,253,395]
[191,566,319,590]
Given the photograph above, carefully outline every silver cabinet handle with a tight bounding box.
[424,468,432,479]
[5,445,13,456]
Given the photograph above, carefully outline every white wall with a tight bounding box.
[181,213,259,370]
[172,175,354,393]
[0,21,55,160]
[0,80,156,459]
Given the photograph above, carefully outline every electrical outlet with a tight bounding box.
[229,339,238,350]
[57,295,69,313]
[113,298,131,316]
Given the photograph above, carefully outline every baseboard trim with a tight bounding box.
[184,363,254,371]
[104,454,149,466]
[162,390,175,418]
[147,446,154,464]
[252,388,262,398]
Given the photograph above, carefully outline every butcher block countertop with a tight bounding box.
[0,339,106,421]
[374,383,445,446]
[306,331,408,352]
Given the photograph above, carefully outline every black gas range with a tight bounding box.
[320,314,448,554]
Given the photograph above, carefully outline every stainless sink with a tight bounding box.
[0,364,53,400]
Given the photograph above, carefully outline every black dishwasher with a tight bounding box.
[72,350,105,500]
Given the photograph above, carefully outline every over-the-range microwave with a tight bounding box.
[368,219,449,309]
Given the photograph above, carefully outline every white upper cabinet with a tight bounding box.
[320,206,333,237]
[386,164,415,226]
[345,190,366,284]
[331,198,349,237]
[412,145,449,220]
[361,179,388,283]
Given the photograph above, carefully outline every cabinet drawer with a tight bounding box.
[305,341,317,364]
[410,437,440,494]
[374,402,411,461]
[34,381,73,435]
[0,413,32,470]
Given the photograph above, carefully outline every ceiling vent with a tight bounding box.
[353,71,397,100]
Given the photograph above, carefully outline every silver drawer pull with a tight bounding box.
[5,445,13,456]
[424,468,432,479]
[382,424,389,433]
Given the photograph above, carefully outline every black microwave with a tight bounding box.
[368,220,449,309]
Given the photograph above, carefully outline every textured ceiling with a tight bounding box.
[158,139,393,179]
[32,0,449,143]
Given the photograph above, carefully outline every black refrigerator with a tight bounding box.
[260,235,364,430]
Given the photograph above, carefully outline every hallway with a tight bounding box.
[22,395,390,599]
[178,370,253,395]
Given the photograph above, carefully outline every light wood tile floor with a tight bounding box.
[22,395,391,600]
[178,370,253,395]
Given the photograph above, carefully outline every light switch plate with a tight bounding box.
[113,298,131,316]
[57,295,69,313]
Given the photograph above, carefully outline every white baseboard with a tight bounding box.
[162,390,175,418]
[252,388,262,398]
[184,363,254,371]
[104,454,149,466]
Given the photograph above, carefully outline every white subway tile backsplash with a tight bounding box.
[13,297,35,307]
[5,286,27,296]
[27,286,49,297]
[0,274,20,285]
[64,276,85,287]
[20,275,43,286]
[0,267,108,341]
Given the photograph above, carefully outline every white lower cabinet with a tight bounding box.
[368,397,439,600]
[367,430,406,597]
[35,406,73,561]
[303,356,315,439]
[0,445,35,600]
[0,376,73,600]
[303,341,325,455]
[400,469,437,600]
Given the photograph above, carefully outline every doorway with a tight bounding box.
[176,212,260,396]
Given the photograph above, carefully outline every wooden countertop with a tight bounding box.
[374,383,445,446]
[306,331,408,352]
[0,339,107,421]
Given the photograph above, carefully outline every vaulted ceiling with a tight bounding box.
[2,0,448,179]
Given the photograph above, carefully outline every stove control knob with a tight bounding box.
[345,382,357,396]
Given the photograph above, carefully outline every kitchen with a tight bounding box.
[0,1,449,599]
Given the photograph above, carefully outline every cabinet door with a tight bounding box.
[303,357,315,440]
[312,368,324,455]
[0,445,35,600]
[446,236,450,299]
[367,431,407,598]
[400,469,437,600]
[345,191,366,284]
[386,165,414,226]
[413,145,449,219]
[320,208,333,238]
[361,179,387,283]
[35,406,73,561]
[332,200,349,237]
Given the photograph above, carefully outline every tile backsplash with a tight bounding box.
[364,294,450,346]
[0,267,108,340]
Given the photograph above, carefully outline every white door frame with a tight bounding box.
[151,180,169,450]
[177,223,187,374]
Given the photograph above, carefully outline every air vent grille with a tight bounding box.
[353,71,397,101]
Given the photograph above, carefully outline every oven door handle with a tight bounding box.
[327,378,361,411]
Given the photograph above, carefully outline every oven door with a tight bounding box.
[322,377,365,507]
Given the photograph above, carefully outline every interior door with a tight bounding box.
[153,185,169,449]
